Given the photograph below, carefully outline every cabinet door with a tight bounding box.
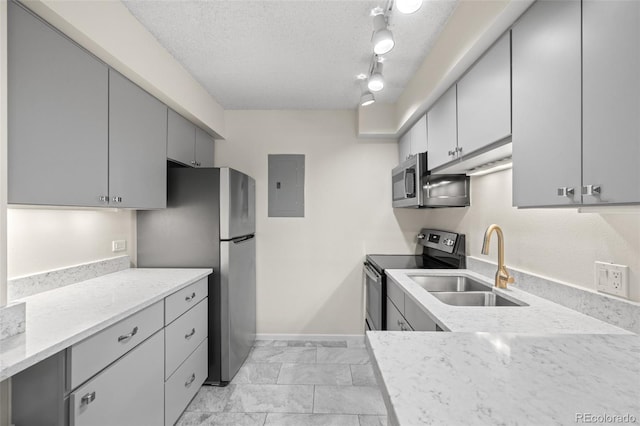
[195,127,215,168]
[427,85,457,170]
[168,109,196,166]
[582,0,640,204]
[109,71,167,209]
[404,296,437,331]
[410,114,428,156]
[8,1,108,207]
[386,297,411,331]
[512,0,582,207]
[69,331,164,426]
[457,32,511,155]
[398,131,411,164]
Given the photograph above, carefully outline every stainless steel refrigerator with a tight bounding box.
[137,167,256,385]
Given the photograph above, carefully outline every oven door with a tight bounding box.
[392,153,426,208]
[364,262,383,331]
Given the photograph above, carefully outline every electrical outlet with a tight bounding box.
[595,261,629,298]
[112,240,126,253]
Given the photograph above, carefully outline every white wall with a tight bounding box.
[425,169,640,302]
[7,208,136,279]
[216,110,428,334]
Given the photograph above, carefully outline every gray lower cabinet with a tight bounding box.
[427,85,458,170]
[512,0,582,207]
[7,0,109,207]
[165,339,208,426]
[385,278,440,332]
[582,0,640,205]
[69,331,165,426]
[109,71,167,209]
[404,296,437,332]
[195,127,215,168]
[386,298,411,331]
[457,32,511,156]
[168,109,215,168]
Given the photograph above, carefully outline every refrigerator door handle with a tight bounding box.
[232,235,255,244]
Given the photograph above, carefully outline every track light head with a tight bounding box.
[372,14,394,55]
[396,0,423,14]
[367,62,384,92]
[360,91,375,106]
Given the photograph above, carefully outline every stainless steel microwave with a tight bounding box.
[392,153,471,208]
[392,153,427,208]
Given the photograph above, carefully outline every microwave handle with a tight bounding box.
[404,169,415,198]
[403,169,409,198]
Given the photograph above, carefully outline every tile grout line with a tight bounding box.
[312,384,316,414]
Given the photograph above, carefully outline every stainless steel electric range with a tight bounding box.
[364,229,466,331]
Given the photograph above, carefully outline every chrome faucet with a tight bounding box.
[481,224,515,289]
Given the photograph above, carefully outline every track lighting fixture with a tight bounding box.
[359,81,376,106]
[395,0,423,14]
[371,14,394,55]
[368,61,385,92]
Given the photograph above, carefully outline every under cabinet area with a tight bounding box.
[168,109,215,168]
[512,0,640,207]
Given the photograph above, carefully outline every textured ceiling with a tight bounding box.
[123,0,458,109]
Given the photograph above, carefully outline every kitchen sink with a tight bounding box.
[408,275,491,292]
[431,291,526,307]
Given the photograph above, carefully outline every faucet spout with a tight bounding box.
[481,224,514,289]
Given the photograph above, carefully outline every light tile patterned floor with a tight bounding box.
[177,338,388,426]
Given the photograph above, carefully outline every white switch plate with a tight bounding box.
[595,261,629,298]
[112,240,126,252]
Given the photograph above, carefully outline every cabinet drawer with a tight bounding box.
[404,295,437,332]
[70,301,163,389]
[165,338,208,426]
[165,298,208,379]
[386,277,404,314]
[165,277,208,325]
[69,331,164,426]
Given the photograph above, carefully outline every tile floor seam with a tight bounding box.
[349,364,355,385]
[312,384,316,414]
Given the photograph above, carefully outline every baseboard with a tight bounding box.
[255,333,364,341]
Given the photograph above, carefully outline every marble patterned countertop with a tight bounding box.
[367,331,640,426]
[385,269,631,334]
[0,268,211,381]
[369,269,638,425]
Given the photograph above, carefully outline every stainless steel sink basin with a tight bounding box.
[431,291,525,307]
[408,275,491,292]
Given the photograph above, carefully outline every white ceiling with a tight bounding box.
[122,0,458,110]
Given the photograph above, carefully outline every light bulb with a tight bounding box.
[396,0,423,14]
[368,73,384,92]
[372,14,394,55]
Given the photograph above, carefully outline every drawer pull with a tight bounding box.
[117,326,139,342]
[185,373,196,388]
[185,292,196,302]
[81,391,96,406]
[185,328,196,339]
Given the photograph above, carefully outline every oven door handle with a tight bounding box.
[364,264,382,282]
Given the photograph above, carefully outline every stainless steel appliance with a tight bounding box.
[364,229,466,331]
[137,167,256,385]
[392,153,471,208]
[392,153,427,208]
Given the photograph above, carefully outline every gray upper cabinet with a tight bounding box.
[427,85,458,170]
[457,32,511,156]
[7,1,109,207]
[512,0,582,207]
[109,71,167,209]
[168,109,215,168]
[167,109,196,166]
[195,127,215,168]
[397,115,427,164]
[582,0,640,205]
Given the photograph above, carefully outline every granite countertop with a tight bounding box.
[367,331,640,426]
[385,269,631,334]
[0,268,211,381]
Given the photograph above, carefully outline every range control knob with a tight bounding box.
[443,238,455,247]
[417,234,426,240]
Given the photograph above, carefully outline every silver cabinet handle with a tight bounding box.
[196,161,202,167]
[190,160,197,166]
[185,328,196,339]
[81,391,96,406]
[448,150,456,156]
[98,195,108,203]
[112,196,122,203]
[117,326,138,342]
[184,373,196,388]
[557,187,575,197]
[185,292,196,302]
[582,184,602,196]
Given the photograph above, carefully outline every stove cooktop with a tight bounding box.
[366,254,455,273]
